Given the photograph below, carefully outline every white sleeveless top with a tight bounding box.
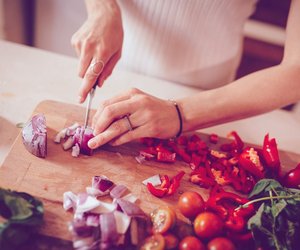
[117,0,257,89]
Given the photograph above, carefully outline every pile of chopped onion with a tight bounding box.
[63,175,148,249]
[22,113,47,158]
[54,123,94,157]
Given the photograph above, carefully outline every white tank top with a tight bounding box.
[117,0,257,89]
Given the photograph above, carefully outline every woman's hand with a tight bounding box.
[88,88,181,149]
[71,0,123,103]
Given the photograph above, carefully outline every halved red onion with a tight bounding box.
[22,114,47,158]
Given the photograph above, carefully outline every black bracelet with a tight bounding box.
[169,100,183,138]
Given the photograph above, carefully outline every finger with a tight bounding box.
[78,58,105,103]
[88,117,131,149]
[70,34,81,57]
[97,50,121,87]
[91,88,141,128]
[110,126,146,146]
[93,99,134,135]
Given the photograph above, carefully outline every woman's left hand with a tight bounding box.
[88,88,181,149]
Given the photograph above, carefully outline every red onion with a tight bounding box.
[22,114,47,158]
[116,198,146,218]
[110,185,128,199]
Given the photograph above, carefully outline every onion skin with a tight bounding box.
[22,114,47,158]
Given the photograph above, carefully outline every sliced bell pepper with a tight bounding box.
[157,151,176,163]
[146,183,168,198]
[160,175,170,189]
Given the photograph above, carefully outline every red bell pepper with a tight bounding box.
[262,134,281,177]
[157,151,176,163]
[160,175,170,189]
[238,147,264,179]
[146,183,168,198]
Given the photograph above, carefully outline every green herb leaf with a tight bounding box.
[249,179,282,198]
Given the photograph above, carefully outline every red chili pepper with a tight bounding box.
[209,184,225,197]
[190,174,216,188]
[229,131,244,153]
[209,133,219,144]
[262,134,281,176]
[238,148,264,179]
[146,183,168,198]
[160,175,170,189]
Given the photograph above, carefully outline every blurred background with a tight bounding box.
[0,0,293,108]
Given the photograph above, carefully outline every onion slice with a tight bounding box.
[22,113,47,158]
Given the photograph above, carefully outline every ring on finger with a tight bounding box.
[89,60,105,76]
[124,115,133,132]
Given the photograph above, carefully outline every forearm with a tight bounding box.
[178,63,300,132]
[84,0,120,19]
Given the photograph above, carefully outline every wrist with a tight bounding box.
[85,0,121,20]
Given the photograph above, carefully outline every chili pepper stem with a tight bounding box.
[235,194,300,211]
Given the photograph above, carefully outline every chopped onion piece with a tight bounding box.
[54,128,67,144]
[72,143,80,157]
[114,210,131,234]
[122,193,138,203]
[63,191,78,211]
[92,175,114,192]
[142,174,162,186]
[110,185,128,199]
[22,113,47,158]
[100,212,118,244]
[116,198,146,218]
[76,195,101,214]
[91,200,117,214]
[63,136,74,151]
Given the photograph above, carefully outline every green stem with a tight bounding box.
[235,194,300,210]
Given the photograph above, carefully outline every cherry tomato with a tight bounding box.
[178,191,205,220]
[164,233,179,250]
[283,164,300,188]
[151,206,177,234]
[207,237,236,250]
[179,236,206,250]
[194,212,224,240]
[139,234,165,250]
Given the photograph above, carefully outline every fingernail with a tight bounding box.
[88,140,96,149]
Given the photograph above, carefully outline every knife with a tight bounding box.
[83,84,97,129]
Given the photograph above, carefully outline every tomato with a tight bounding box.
[178,191,205,220]
[194,212,224,240]
[283,164,300,188]
[207,237,236,250]
[173,220,195,240]
[164,233,179,250]
[151,206,177,234]
[139,234,165,250]
[179,236,206,250]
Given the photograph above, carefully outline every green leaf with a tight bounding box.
[4,195,33,220]
[271,199,287,218]
[249,179,282,198]
[248,203,265,229]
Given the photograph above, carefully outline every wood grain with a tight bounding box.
[1,100,299,242]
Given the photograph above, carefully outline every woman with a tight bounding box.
[71,0,300,149]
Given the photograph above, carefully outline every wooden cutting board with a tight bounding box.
[1,100,299,243]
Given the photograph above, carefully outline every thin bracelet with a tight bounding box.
[169,100,183,138]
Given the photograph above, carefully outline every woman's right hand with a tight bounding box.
[71,0,123,103]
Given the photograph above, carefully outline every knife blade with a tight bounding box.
[83,85,97,128]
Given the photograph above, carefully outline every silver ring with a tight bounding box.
[124,115,133,131]
[89,60,104,76]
